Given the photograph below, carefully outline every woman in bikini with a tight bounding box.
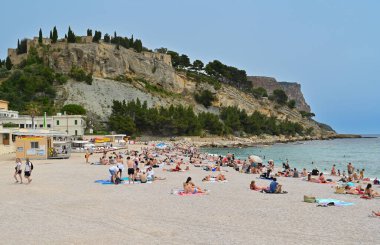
[307,173,321,183]
[183,177,205,194]
[365,184,380,198]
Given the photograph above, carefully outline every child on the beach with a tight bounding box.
[14,158,23,184]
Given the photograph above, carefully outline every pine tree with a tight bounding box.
[87,29,92,36]
[5,56,12,70]
[38,28,43,44]
[104,33,110,43]
[52,26,58,43]
[129,35,134,48]
[133,39,143,53]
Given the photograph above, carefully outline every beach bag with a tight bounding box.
[304,195,316,203]
[335,187,345,194]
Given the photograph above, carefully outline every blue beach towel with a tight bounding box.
[316,198,354,206]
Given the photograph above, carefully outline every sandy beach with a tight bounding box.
[0,145,379,245]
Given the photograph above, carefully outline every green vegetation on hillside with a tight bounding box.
[194,90,215,108]
[61,104,86,115]
[0,48,66,114]
[109,99,306,137]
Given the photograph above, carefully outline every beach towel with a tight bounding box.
[171,189,209,196]
[316,198,354,206]
[94,177,152,185]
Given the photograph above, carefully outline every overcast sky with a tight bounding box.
[1,0,379,134]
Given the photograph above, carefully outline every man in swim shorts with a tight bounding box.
[127,157,135,184]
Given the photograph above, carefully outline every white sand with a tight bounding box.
[0,150,379,245]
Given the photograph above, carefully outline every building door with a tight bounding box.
[3,133,9,145]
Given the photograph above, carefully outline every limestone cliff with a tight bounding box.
[8,39,334,137]
[248,76,311,112]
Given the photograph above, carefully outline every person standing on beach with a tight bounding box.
[24,158,33,184]
[85,150,90,164]
[127,157,135,184]
[347,163,354,175]
[14,158,23,184]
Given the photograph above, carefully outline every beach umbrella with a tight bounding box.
[249,155,263,163]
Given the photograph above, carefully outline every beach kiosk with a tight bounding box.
[13,129,70,160]
[104,134,127,146]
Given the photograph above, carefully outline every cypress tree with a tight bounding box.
[52,26,58,43]
[87,29,92,36]
[67,26,76,43]
[49,30,53,39]
[38,28,43,44]
[5,56,12,70]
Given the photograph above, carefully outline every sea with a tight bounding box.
[201,135,380,178]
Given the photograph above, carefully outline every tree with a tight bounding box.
[103,33,110,43]
[49,31,53,39]
[25,102,41,129]
[38,28,43,44]
[287,99,296,109]
[270,89,288,105]
[192,60,204,70]
[5,56,12,70]
[155,47,167,54]
[17,39,27,54]
[87,29,92,36]
[194,90,215,108]
[167,51,180,67]
[62,104,86,115]
[67,26,76,43]
[52,26,58,43]
[179,54,191,67]
[133,39,143,52]
[92,30,102,43]
[251,87,268,98]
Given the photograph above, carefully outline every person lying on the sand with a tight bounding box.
[319,173,328,183]
[365,184,380,198]
[372,211,380,216]
[344,185,364,195]
[202,174,226,182]
[250,180,268,191]
[307,173,321,183]
[183,177,205,194]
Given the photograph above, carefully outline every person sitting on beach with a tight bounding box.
[250,180,268,191]
[337,169,341,176]
[352,171,359,180]
[331,164,337,176]
[266,178,282,193]
[300,168,308,177]
[365,184,380,198]
[183,177,205,194]
[307,173,321,183]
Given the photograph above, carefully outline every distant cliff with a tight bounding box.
[248,76,311,112]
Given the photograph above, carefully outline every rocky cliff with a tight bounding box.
[248,76,311,112]
[8,39,334,137]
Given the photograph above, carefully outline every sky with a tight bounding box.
[1,0,379,134]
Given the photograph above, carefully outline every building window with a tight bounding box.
[75,120,78,125]
[56,120,60,126]
[47,124,51,128]
[75,130,78,136]
[20,124,25,128]
[39,124,43,128]
[31,142,39,149]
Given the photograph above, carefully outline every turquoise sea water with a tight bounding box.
[201,136,380,178]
